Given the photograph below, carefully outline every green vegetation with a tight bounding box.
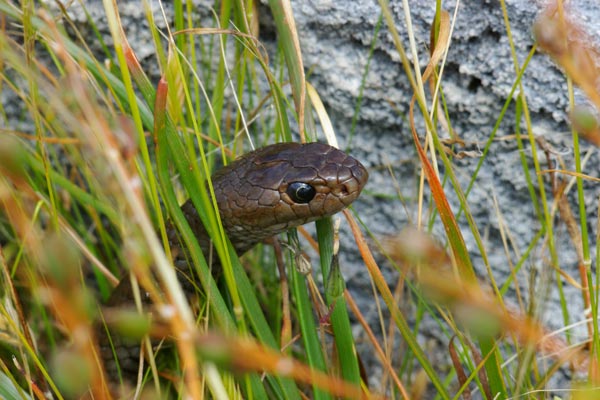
[0,1,598,399]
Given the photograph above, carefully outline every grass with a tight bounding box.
[0,0,599,399]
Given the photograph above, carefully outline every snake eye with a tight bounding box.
[287,182,316,204]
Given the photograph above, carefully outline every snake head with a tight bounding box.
[212,142,368,248]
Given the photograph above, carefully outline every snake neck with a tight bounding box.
[175,198,258,258]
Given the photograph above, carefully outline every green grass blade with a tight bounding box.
[315,218,362,389]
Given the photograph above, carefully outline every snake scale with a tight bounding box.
[99,141,369,385]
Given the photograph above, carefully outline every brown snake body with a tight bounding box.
[99,141,369,384]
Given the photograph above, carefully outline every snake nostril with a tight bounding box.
[340,178,359,197]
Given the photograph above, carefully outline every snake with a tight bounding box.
[99,141,369,384]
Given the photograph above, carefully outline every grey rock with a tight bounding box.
[283,0,599,395]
